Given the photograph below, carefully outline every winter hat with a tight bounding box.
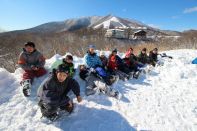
[112,48,118,53]
[25,41,35,48]
[100,51,105,56]
[65,55,73,61]
[88,44,96,49]
[142,48,147,52]
[57,64,70,74]
[63,55,73,63]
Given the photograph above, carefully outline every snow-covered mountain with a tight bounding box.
[23,15,161,33]
[0,15,180,36]
[0,49,196,131]
[91,15,150,29]
[26,16,103,33]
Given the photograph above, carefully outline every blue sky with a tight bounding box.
[0,0,197,31]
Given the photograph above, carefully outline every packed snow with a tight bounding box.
[0,49,197,131]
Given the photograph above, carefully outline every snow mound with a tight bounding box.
[0,49,197,131]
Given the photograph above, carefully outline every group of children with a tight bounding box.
[18,42,159,121]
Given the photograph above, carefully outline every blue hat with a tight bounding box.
[88,44,96,49]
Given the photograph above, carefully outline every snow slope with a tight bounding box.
[0,49,197,131]
[94,16,127,29]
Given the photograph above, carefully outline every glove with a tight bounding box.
[90,68,96,73]
[31,65,39,70]
[76,96,82,103]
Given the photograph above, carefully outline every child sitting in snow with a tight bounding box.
[51,55,75,77]
[107,49,133,80]
[149,48,159,67]
[38,64,82,121]
[62,55,75,77]
[79,65,120,99]
[99,51,108,69]
[123,48,142,78]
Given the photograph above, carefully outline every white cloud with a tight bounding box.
[148,24,161,29]
[183,6,197,14]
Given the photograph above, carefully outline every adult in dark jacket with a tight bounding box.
[149,48,158,66]
[18,41,47,97]
[138,48,149,65]
[37,64,82,121]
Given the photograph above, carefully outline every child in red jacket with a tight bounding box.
[108,54,130,81]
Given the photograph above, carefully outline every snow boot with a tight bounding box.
[48,113,59,121]
[106,87,121,99]
[65,103,74,114]
[110,75,119,84]
[21,79,31,97]
[133,71,141,79]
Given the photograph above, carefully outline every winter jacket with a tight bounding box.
[125,50,132,58]
[18,49,45,70]
[149,51,158,62]
[138,52,149,64]
[64,62,75,77]
[192,58,197,64]
[108,54,124,70]
[108,56,118,70]
[100,56,108,67]
[37,70,80,107]
[84,52,102,68]
[124,52,138,66]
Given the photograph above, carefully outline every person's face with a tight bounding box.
[89,48,95,54]
[25,46,34,53]
[153,50,157,54]
[100,55,104,58]
[112,52,117,55]
[66,59,73,63]
[130,49,133,53]
[57,72,68,82]
[142,50,146,54]
[80,65,86,70]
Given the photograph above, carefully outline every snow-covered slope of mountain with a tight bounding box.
[0,49,197,131]
[26,16,103,33]
[92,15,149,29]
[93,15,128,29]
[24,15,158,33]
[0,15,181,36]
